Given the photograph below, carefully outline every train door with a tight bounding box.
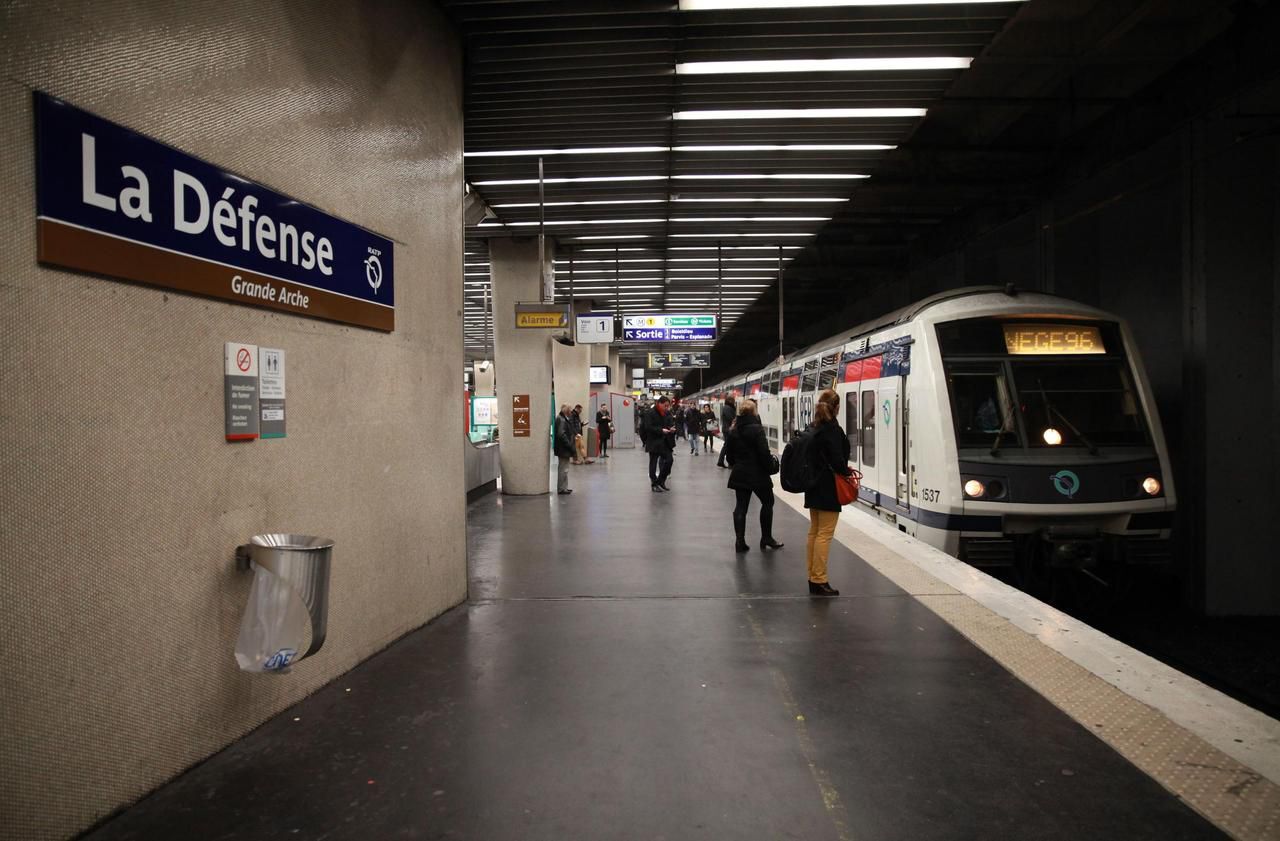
[877,377,910,512]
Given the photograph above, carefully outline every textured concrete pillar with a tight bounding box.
[553,340,591,420]
[491,238,555,495]
[473,360,495,397]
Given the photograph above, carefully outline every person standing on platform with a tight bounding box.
[572,404,593,464]
[716,395,737,468]
[804,388,851,596]
[643,395,676,492]
[702,404,718,453]
[725,399,783,553]
[554,405,575,495]
[686,401,703,456]
[596,408,613,459]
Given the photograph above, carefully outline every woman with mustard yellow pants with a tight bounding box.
[804,388,853,597]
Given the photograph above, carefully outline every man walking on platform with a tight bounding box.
[643,395,677,492]
[717,395,737,468]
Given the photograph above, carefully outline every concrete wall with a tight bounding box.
[0,2,465,838]
[553,340,592,419]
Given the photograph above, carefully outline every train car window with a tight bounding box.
[818,367,838,390]
[861,389,876,467]
[845,392,860,451]
[1011,361,1147,447]
[945,364,1020,448]
[801,371,819,392]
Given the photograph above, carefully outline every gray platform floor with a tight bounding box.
[84,445,1223,840]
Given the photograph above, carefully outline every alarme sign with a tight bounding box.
[34,92,396,331]
[622,314,717,342]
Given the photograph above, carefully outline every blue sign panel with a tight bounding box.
[34,92,395,330]
[623,326,718,342]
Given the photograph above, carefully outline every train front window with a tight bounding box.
[945,364,1019,448]
[1012,361,1147,447]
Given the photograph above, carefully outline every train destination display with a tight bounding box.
[1003,324,1106,355]
[622,314,717,342]
[648,352,710,368]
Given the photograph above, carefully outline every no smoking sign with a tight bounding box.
[224,342,259,440]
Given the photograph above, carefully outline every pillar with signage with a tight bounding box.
[490,238,557,494]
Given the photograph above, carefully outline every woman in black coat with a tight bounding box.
[803,388,853,596]
[725,400,784,553]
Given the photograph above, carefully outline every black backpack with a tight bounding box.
[779,428,823,493]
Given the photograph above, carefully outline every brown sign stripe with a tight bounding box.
[38,219,394,332]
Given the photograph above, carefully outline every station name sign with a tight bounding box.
[622,314,717,342]
[34,92,395,331]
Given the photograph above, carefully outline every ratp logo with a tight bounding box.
[365,250,383,295]
[1050,470,1081,499]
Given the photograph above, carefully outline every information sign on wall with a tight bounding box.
[224,342,259,441]
[34,93,396,331]
[511,394,531,437]
[259,347,286,439]
[622,314,717,342]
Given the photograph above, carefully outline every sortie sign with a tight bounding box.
[34,92,396,331]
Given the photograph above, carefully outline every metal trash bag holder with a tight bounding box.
[235,534,334,663]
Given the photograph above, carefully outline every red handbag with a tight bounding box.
[834,469,862,506]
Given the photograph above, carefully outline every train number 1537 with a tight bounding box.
[920,488,941,503]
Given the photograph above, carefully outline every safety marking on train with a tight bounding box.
[773,488,1280,841]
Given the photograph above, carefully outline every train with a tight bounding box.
[689,286,1176,602]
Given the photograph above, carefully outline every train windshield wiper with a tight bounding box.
[989,376,1016,456]
[1038,378,1099,455]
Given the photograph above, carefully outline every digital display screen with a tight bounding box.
[589,366,610,384]
[1003,324,1106,355]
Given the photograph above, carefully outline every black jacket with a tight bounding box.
[596,412,613,440]
[719,401,737,436]
[554,413,576,458]
[685,409,704,436]
[725,414,773,491]
[642,407,676,453]
[803,420,853,512]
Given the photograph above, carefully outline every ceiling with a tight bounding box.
[446,0,1255,375]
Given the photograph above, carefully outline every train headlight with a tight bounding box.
[1042,427,1063,446]
[963,479,986,498]
[1142,476,1161,496]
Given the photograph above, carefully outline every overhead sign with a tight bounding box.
[622,314,717,342]
[515,303,569,329]
[648,352,710,368]
[224,342,259,441]
[34,93,395,331]
[648,378,682,389]
[576,313,615,343]
[511,394,531,437]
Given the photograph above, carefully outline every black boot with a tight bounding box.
[759,505,782,549]
[808,581,839,597]
[733,512,749,553]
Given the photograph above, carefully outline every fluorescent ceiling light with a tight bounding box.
[674,144,893,152]
[473,175,666,186]
[674,108,926,120]
[575,235,650,240]
[680,0,1023,8]
[581,247,649,252]
[556,258,662,264]
[667,257,788,262]
[481,219,664,227]
[677,57,970,75]
[669,245,802,251]
[670,216,830,222]
[465,146,667,157]
[670,232,815,238]
[672,173,867,180]
[495,199,665,208]
[671,196,847,203]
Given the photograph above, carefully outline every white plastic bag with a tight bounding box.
[235,564,309,673]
